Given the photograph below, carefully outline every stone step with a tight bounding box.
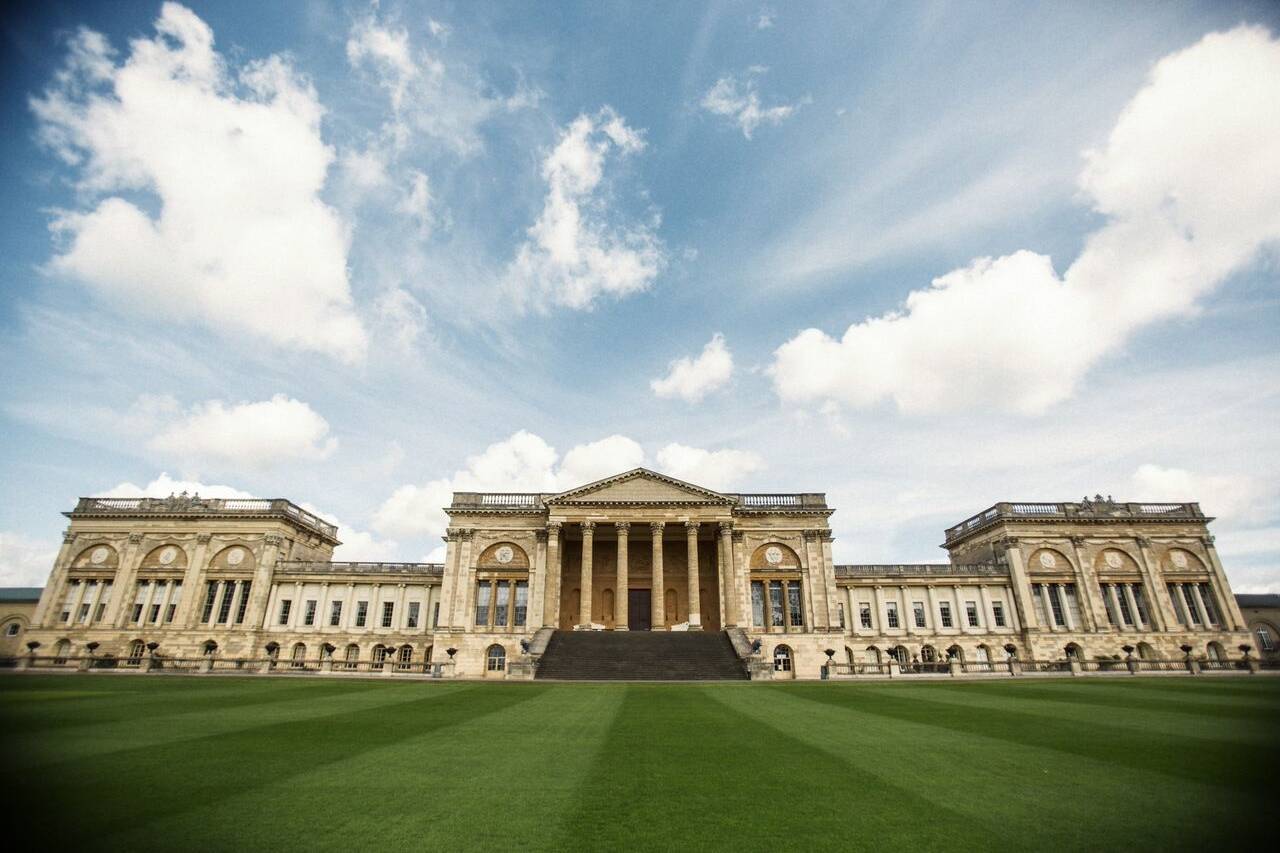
[535,629,749,681]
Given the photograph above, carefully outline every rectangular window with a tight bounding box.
[1198,584,1219,624]
[495,581,510,627]
[859,603,872,629]
[303,599,317,626]
[966,601,980,628]
[216,581,236,624]
[992,601,1006,627]
[886,602,900,629]
[356,600,368,627]
[201,580,218,623]
[166,582,181,623]
[751,581,766,627]
[278,599,292,625]
[939,602,953,628]
[514,582,528,627]
[330,600,343,626]
[149,603,161,624]
[432,602,440,628]
[769,581,785,627]
[78,603,91,623]
[166,603,177,623]
[912,601,926,628]
[1259,626,1276,652]
[1063,585,1081,627]
[381,601,395,628]
[1181,585,1201,624]
[787,583,803,629]
[837,602,845,629]
[407,601,420,629]
[475,582,492,626]
[95,603,106,622]
[235,581,251,624]
[131,603,143,623]
[1047,586,1066,627]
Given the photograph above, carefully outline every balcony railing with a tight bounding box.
[275,561,444,576]
[71,496,339,539]
[944,500,1206,543]
[835,563,1008,578]
[451,492,544,509]
[732,493,827,509]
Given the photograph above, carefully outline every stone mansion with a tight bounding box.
[19,468,1253,679]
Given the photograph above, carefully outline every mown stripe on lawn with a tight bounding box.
[556,683,1004,853]
[13,681,547,850]
[114,683,628,852]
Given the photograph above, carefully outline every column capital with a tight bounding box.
[803,530,820,542]
[197,533,212,544]
[128,532,144,544]
[1135,536,1152,548]
[62,529,76,545]
[1069,535,1086,546]
[685,520,699,534]
[581,520,596,533]
[650,521,665,535]
[535,529,548,543]
[615,520,631,533]
[718,521,734,536]
[731,530,744,542]
[458,528,474,541]
[997,536,1020,547]
[1200,534,1216,547]
[546,521,562,534]
[264,533,284,546]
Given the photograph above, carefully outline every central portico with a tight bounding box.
[437,468,838,643]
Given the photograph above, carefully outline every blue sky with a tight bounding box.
[2,1,1279,590]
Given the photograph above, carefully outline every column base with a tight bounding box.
[613,626,629,631]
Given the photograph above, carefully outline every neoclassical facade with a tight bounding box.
[17,469,1254,679]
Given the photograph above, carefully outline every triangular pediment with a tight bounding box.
[548,468,734,505]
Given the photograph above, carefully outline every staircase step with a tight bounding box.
[535,630,749,681]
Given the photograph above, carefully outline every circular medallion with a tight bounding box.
[495,545,514,564]
[765,546,783,565]
[1038,551,1056,569]
[1171,550,1188,568]
[1105,551,1123,569]
[226,548,245,566]
[90,547,109,565]
[158,546,177,565]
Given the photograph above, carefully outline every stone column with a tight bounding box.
[32,530,79,628]
[453,531,476,629]
[872,585,885,634]
[176,534,212,627]
[436,529,461,630]
[731,530,747,628]
[543,523,562,628]
[394,583,407,630]
[343,582,357,629]
[1131,537,1168,631]
[1190,583,1212,630]
[579,521,595,627]
[718,522,736,627]
[900,586,914,636]
[1122,584,1143,631]
[978,585,994,632]
[615,522,630,630]
[651,522,665,629]
[1058,584,1076,631]
[1200,535,1246,630]
[685,522,702,630]
[925,585,939,632]
[530,529,547,631]
[954,585,970,634]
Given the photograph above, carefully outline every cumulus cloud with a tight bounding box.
[1131,464,1272,525]
[508,107,666,310]
[140,394,338,471]
[701,68,804,139]
[655,444,764,491]
[650,333,734,402]
[101,472,254,499]
[0,532,60,587]
[770,26,1280,416]
[31,2,366,364]
[373,431,757,538]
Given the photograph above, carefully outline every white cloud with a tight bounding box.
[650,333,734,402]
[754,9,775,30]
[31,2,367,364]
[770,26,1280,416]
[507,107,666,310]
[654,444,764,491]
[298,503,399,562]
[0,532,60,587]
[701,69,804,139]
[373,431,755,537]
[373,288,428,350]
[1131,464,1272,526]
[398,169,435,236]
[101,472,254,499]
[145,394,337,470]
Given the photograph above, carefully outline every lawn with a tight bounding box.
[2,674,1276,851]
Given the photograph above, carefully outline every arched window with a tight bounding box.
[1065,642,1083,662]
[53,639,71,664]
[1255,623,1276,652]
[946,644,964,663]
[891,645,909,665]
[127,640,145,666]
[773,645,793,673]
[975,645,992,671]
[397,645,413,670]
[1137,642,1156,661]
[920,645,937,663]
[1206,641,1225,667]
[845,646,855,666]
[372,644,388,670]
[486,644,506,672]
[424,644,433,663]
[291,643,306,668]
[865,645,882,664]
[344,643,360,670]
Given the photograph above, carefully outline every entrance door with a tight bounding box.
[628,589,652,631]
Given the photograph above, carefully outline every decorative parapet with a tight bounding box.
[447,490,830,512]
[450,493,546,510]
[943,499,1207,545]
[731,493,828,509]
[835,563,1009,579]
[275,561,444,576]
[68,495,340,542]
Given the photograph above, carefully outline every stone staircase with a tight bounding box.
[535,630,750,681]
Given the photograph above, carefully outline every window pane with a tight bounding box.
[751,581,765,627]
[303,599,317,626]
[769,581,784,627]
[966,601,980,628]
[381,601,395,628]
[356,601,368,627]
[1198,584,1218,624]
[886,602,899,629]
[787,583,803,629]
[330,600,343,626]
[495,581,510,626]
[514,582,528,626]
[475,582,492,626]
[859,603,872,629]
[912,601,926,628]
[992,601,1006,627]
[939,602,952,628]
[1181,585,1201,624]
[407,601,420,628]
[235,581,251,624]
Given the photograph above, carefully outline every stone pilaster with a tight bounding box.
[651,522,665,629]
[543,523,562,628]
[718,522,736,627]
[579,521,595,627]
[1067,536,1104,631]
[109,533,147,628]
[32,530,79,628]
[241,533,283,631]
[615,522,630,630]
[1201,535,1246,630]
[177,534,213,627]
[1131,537,1168,631]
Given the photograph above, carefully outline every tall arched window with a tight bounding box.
[921,645,937,663]
[865,645,882,665]
[344,643,360,670]
[946,644,964,663]
[291,643,306,668]
[891,645,909,665]
[1065,642,1083,662]
[773,644,793,673]
[486,644,506,672]
[397,645,413,670]
[975,645,992,671]
[372,644,388,671]
[127,639,145,666]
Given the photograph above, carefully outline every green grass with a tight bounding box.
[3,674,1277,851]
